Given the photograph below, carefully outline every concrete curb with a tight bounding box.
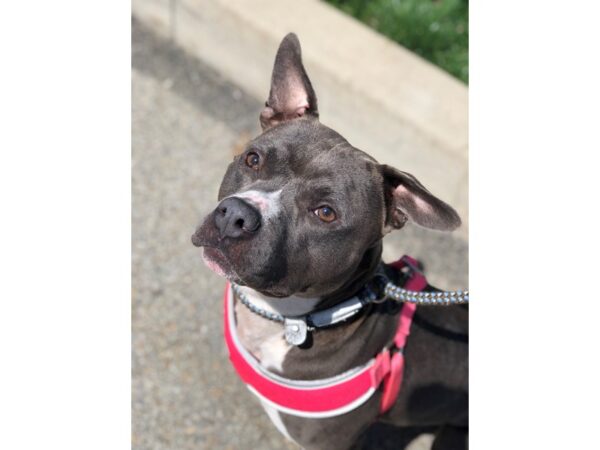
[132,0,469,238]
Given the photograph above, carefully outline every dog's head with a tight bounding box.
[192,33,460,298]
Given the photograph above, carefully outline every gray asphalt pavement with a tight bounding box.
[132,17,467,450]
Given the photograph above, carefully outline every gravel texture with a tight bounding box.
[132,17,467,450]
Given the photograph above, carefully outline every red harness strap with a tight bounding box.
[379,256,426,414]
[223,255,426,418]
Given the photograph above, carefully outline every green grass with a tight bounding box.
[324,0,468,84]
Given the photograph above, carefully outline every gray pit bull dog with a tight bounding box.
[192,33,468,450]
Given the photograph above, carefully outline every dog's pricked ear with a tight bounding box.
[260,33,319,130]
[381,165,461,232]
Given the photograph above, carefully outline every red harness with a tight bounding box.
[223,256,427,418]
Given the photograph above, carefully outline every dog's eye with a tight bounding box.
[314,206,337,223]
[245,152,260,170]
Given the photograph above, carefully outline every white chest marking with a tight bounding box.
[258,332,291,372]
[233,287,320,372]
[234,301,290,372]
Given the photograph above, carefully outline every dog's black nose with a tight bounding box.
[214,197,261,238]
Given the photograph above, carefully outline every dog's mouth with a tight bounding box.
[192,222,246,283]
[202,247,228,276]
[201,246,244,284]
[195,232,299,298]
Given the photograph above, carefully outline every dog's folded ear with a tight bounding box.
[260,33,319,130]
[381,165,461,232]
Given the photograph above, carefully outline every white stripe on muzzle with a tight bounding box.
[231,189,283,220]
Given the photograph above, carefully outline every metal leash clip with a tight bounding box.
[367,270,393,304]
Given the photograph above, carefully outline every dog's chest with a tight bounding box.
[234,301,291,372]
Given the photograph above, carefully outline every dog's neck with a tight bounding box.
[315,241,383,310]
[239,241,383,316]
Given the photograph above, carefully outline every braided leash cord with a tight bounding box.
[382,282,469,306]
